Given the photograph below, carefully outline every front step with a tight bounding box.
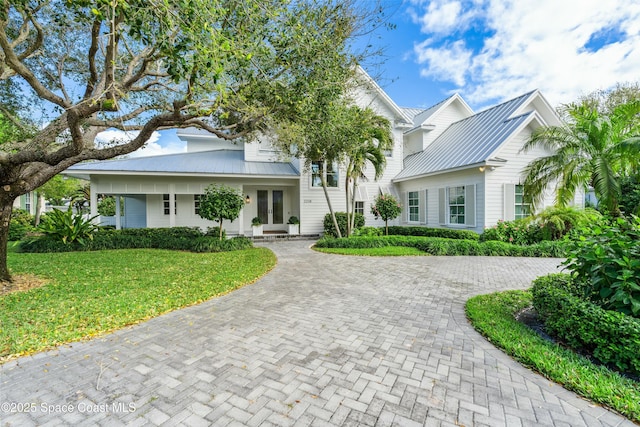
[251,233,320,241]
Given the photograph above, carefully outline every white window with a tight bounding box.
[408,191,419,222]
[163,194,176,215]
[194,195,203,215]
[448,186,465,224]
[311,161,338,188]
[25,192,31,212]
[355,201,364,215]
[515,185,530,219]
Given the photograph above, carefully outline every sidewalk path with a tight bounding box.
[0,241,634,426]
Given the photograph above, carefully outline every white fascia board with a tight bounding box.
[483,112,544,161]
[392,163,488,183]
[355,66,413,125]
[62,170,301,180]
[512,90,561,127]
[403,124,436,136]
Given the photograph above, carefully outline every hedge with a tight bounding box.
[323,212,365,237]
[19,227,252,253]
[385,226,479,240]
[315,235,565,257]
[532,273,640,375]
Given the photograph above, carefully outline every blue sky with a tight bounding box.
[117,0,640,157]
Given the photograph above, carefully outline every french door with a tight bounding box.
[257,190,284,229]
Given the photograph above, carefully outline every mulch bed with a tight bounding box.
[1,274,49,296]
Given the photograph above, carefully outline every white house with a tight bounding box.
[64,70,574,236]
[13,191,42,217]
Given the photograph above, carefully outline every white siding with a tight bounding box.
[299,165,347,235]
[396,168,485,233]
[485,126,555,226]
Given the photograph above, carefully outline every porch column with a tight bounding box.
[90,181,98,222]
[169,184,176,227]
[238,185,245,236]
[115,195,122,230]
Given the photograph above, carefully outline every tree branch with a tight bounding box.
[0,20,69,108]
[83,19,102,99]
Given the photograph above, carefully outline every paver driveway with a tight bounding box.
[0,240,634,426]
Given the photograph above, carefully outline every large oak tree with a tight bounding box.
[0,0,377,281]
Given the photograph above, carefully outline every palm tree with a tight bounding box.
[521,100,640,215]
[345,110,392,236]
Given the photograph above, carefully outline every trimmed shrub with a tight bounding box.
[532,273,640,375]
[386,226,479,240]
[314,235,565,257]
[19,227,251,253]
[323,212,365,237]
[352,226,382,237]
[192,236,252,252]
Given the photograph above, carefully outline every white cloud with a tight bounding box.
[410,0,640,108]
[412,0,464,34]
[415,39,472,86]
[94,129,186,157]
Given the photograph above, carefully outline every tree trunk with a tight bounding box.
[321,173,342,238]
[0,197,15,282]
[218,218,224,240]
[34,193,43,226]
[350,176,359,235]
[345,175,351,237]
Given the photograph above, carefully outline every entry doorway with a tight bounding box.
[257,190,284,231]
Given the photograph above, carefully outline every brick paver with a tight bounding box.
[0,241,634,426]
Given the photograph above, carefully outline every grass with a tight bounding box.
[1,248,276,362]
[314,246,427,256]
[466,290,640,422]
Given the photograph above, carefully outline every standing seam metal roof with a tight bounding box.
[394,91,536,180]
[67,149,300,176]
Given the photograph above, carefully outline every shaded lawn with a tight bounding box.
[1,248,276,361]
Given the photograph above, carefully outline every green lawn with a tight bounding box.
[314,246,427,256]
[466,291,640,423]
[1,248,276,361]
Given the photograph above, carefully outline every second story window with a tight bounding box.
[311,161,339,188]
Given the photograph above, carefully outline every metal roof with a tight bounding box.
[411,95,455,126]
[67,149,300,177]
[400,107,426,123]
[394,91,537,181]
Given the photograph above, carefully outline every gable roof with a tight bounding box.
[394,90,544,181]
[354,66,413,126]
[64,149,300,178]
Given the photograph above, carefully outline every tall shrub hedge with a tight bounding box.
[19,227,252,253]
[385,226,479,240]
[323,212,365,237]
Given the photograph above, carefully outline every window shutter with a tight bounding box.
[438,188,446,225]
[504,184,515,221]
[400,191,407,223]
[420,190,427,224]
[465,185,476,227]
